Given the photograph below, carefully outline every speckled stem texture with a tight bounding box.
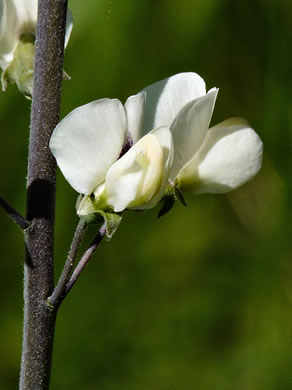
[20,1,68,389]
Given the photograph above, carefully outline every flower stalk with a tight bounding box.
[48,218,88,308]
[65,222,107,296]
[20,1,68,389]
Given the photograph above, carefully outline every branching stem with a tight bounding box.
[48,219,88,307]
[64,223,106,297]
[0,195,30,230]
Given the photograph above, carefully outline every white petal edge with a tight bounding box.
[50,99,126,195]
[0,0,19,68]
[124,91,146,143]
[177,118,263,194]
[105,126,173,212]
[141,72,207,134]
[64,8,73,48]
[15,0,37,32]
[169,88,218,181]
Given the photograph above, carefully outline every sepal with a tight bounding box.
[169,180,187,206]
[76,194,97,220]
[157,193,175,218]
[63,69,71,80]
[95,210,122,239]
[76,194,121,239]
[157,180,187,218]
[1,32,35,98]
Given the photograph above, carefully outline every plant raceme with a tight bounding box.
[50,72,263,221]
[0,0,73,96]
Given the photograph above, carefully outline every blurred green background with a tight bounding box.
[0,0,291,389]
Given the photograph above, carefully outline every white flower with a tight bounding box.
[50,72,263,217]
[0,0,73,70]
[0,0,73,96]
[141,72,263,194]
[49,94,173,213]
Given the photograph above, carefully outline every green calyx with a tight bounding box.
[76,194,111,218]
[1,32,35,98]
[95,210,122,239]
[77,195,122,239]
[1,32,71,98]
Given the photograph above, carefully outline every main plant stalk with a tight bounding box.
[19,1,68,389]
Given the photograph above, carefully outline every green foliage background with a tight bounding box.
[0,0,291,389]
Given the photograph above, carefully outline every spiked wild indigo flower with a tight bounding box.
[0,0,73,96]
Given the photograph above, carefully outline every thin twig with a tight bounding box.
[48,219,88,307]
[0,196,30,230]
[64,223,106,298]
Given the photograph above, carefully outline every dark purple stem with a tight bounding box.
[20,1,68,389]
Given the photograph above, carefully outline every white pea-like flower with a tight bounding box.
[0,0,73,94]
[141,72,263,194]
[0,0,37,70]
[50,72,263,218]
[49,94,174,213]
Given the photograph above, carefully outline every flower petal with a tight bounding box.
[64,8,73,48]
[169,89,218,180]
[177,118,263,194]
[104,126,173,212]
[50,99,126,195]
[141,72,206,133]
[11,0,38,35]
[124,91,145,143]
[141,126,174,210]
[0,0,19,68]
